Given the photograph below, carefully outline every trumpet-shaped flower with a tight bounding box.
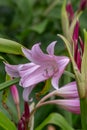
[36,81,80,114]
[5,42,69,100]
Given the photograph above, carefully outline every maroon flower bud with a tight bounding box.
[66,2,74,22]
[18,114,25,130]
[24,102,30,121]
[73,21,79,43]
[79,0,87,11]
[18,102,30,130]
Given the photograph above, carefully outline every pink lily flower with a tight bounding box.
[5,41,69,101]
[36,81,80,114]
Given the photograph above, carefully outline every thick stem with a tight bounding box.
[80,98,87,130]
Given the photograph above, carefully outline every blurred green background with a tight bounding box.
[0,0,87,129]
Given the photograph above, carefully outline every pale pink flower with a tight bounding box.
[5,42,69,101]
[36,82,80,114]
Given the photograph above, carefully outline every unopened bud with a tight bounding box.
[66,2,74,22]
[10,85,19,105]
[79,0,87,11]
[24,102,30,121]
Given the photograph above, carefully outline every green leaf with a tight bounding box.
[0,78,20,91]
[0,38,24,55]
[35,113,74,130]
[0,111,17,130]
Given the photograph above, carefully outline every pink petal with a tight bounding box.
[23,85,35,101]
[58,81,78,98]
[19,63,40,77]
[22,47,33,61]
[46,41,57,55]
[54,99,80,114]
[51,75,59,90]
[19,66,47,87]
[5,63,20,77]
[55,56,70,68]
[52,56,70,89]
[31,43,50,65]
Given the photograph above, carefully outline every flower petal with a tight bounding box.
[5,63,20,77]
[51,56,69,89]
[19,63,40,77]
[51,75,59,90]
[57,81,78,98]
[46,41,57,55]
[22,47,33,61]
[23,85,35,101]
[19,66,47,87]
[31,43,50,65]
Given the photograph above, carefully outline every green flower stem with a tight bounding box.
[80,98,87,130]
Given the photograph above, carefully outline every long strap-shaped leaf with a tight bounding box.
[0,38,24,55]
[0,78,20,91]
[0,111,17,130]
[35,113,74,130]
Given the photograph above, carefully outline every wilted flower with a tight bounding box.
[5,42,69,101]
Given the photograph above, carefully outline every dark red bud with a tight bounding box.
[79,0,87,11]
[66,2,74,22]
